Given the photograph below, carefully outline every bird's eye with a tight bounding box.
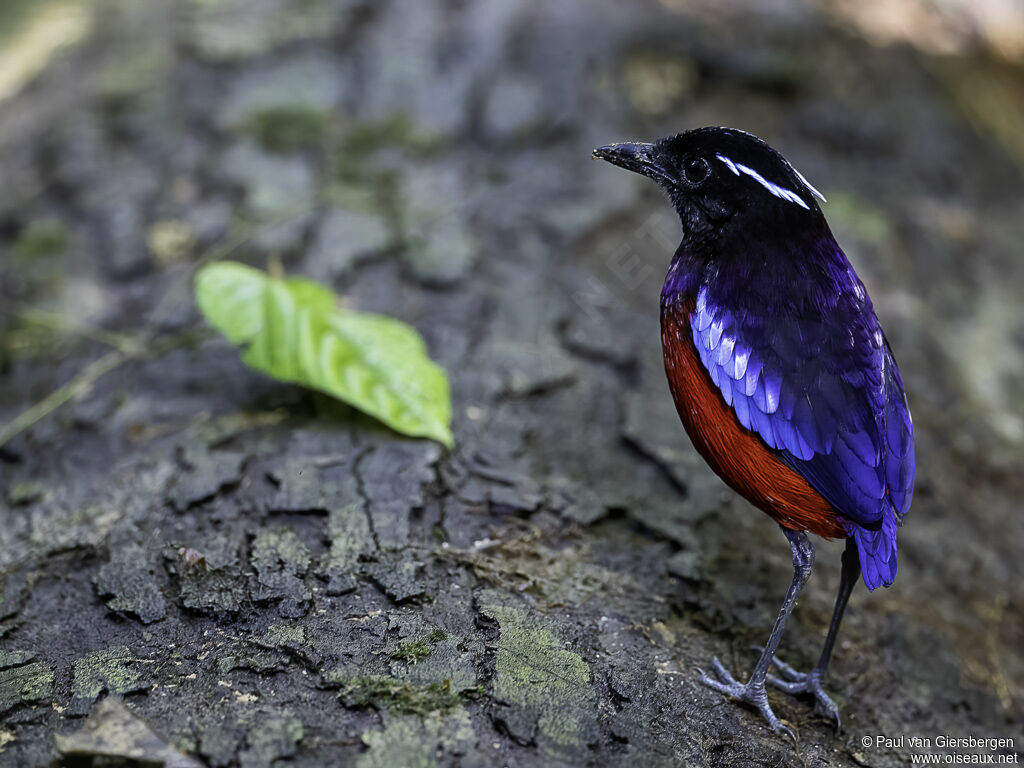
[682,156,711,184]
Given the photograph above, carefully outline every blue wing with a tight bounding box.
[691,277,915,584]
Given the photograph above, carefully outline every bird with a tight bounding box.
[593,127,914,737]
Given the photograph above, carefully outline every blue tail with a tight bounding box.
[850,505,898,590]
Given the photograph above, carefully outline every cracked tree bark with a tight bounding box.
[1,1,1022,766]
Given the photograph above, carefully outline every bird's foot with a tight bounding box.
[698,657,795,739]
[762,653,841,731]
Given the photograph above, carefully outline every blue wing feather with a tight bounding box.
[690,276,915,589]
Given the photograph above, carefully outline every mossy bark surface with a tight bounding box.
[1,1,1023,766]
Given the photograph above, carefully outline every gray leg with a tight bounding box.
[699,527,814,738]
[766,536,860,731]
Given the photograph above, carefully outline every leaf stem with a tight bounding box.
[0,217,301,450]
[0,349,126,448]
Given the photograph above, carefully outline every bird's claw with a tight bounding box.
[767,656,804,682]
[698,657,796,739]
[766,670,840,731]
[750,650,841,732]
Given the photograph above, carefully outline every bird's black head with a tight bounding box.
[594,127,828,252]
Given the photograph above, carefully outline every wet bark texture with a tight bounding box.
[1,1,1023,766]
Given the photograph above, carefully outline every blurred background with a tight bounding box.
[0,1,1022,767]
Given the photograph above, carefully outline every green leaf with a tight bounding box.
[195,261,453,447]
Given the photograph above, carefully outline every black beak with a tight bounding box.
[592,142,672,184]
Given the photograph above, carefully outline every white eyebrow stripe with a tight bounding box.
[715,153,810,211]
[792,166,826,202]
[717,154,740,176]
